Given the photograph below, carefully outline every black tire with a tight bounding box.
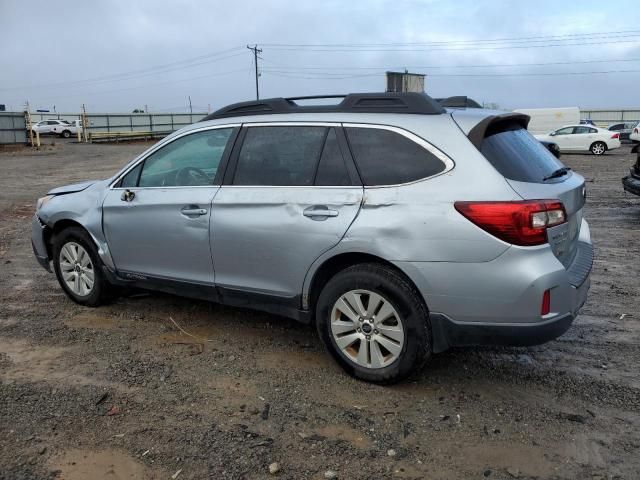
[52,226,113,307]
[590,141,607,155]
[315,263,431,384]
[61,130,71,138]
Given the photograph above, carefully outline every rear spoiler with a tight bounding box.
[467,113,530,149]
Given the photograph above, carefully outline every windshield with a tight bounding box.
[481,125,566,183]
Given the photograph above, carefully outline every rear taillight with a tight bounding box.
[454,200,567,246]
[611,133,620,139]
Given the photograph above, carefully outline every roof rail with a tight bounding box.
[202,92,445,121]
[436,96,483,109]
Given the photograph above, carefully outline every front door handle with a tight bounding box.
[303,206,339,219]
[181,206,208,217]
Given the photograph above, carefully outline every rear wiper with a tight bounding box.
[543,167,571,181]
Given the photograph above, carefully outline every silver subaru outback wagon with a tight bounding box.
[31,93,593,383]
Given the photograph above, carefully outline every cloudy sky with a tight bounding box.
[1,0,638,113]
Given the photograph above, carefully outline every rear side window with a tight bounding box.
[481,125,565,183]
[345,127,446,186]
[233,126,326,186]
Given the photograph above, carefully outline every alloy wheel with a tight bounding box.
[330,289,405,369]
[59,242,94,296]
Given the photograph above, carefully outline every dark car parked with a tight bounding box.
[608,122,636,142]
[540,140,561,159]
[623,144,640,196]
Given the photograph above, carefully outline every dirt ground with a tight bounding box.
[0,138,638,480]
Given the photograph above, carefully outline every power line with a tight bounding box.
[262,38,640,52]
[0,47,245,92]
[260,57,640,71]
[27,68,250,104]
[262,69,640,80]
[261,29,640,47]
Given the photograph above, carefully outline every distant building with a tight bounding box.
[386,71,425,93]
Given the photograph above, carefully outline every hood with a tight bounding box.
[47,180,96,195]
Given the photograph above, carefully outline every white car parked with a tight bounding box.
[630,122,640,143]
[51,120,83,138]
[30,120,77,138]
[536,125,621,155]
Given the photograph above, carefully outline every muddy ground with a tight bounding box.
[0,139,638,480]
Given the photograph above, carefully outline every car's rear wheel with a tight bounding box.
[590,141,606,155]
[316,263,431,384]
[52,227,113,306]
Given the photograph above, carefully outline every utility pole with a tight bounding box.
[26,101,34,147]
[247,44,262,100]
[81,104,89,143]
[188,96,193,114]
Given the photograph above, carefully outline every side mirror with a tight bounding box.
[549,132,556,136]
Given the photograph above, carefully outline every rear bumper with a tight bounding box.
[431,312,574,349]
[623,175,640,196]
[430,275,589,351]
[396,228,593,353]
[31,214,51,272]
[608,139,621,150]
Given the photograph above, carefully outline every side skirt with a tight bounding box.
[103,268,311,324]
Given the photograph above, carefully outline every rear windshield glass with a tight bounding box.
[481,125,565,183]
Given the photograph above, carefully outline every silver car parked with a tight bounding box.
[32,93,593,383]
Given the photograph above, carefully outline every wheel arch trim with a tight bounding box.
[302,249,430,316]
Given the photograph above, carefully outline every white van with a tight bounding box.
[513,107,580,136]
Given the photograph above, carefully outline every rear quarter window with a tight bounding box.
[481,125,565,183]
[345,127,446,186]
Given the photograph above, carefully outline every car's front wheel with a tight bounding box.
[52,227,112,306]
[316,263,431,384]
[590,141,607,155]
[61,130,71,138]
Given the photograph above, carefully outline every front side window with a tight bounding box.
[345,127,446,186]
[233,126,326,186]
[137,128,234,187]
[554,127,574,135]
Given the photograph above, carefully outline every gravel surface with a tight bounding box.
[1,140,639,479]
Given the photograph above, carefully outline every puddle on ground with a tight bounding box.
[65,311,120,330]
[450,442,559,478]
[50,448,161,480]
[316,424,371,449]
[258,348,333,371]
[0,337,131,392]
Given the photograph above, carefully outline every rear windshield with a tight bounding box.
[481,125,565,183]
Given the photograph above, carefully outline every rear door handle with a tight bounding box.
[303,206,339,219]
[181,206,208,217]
